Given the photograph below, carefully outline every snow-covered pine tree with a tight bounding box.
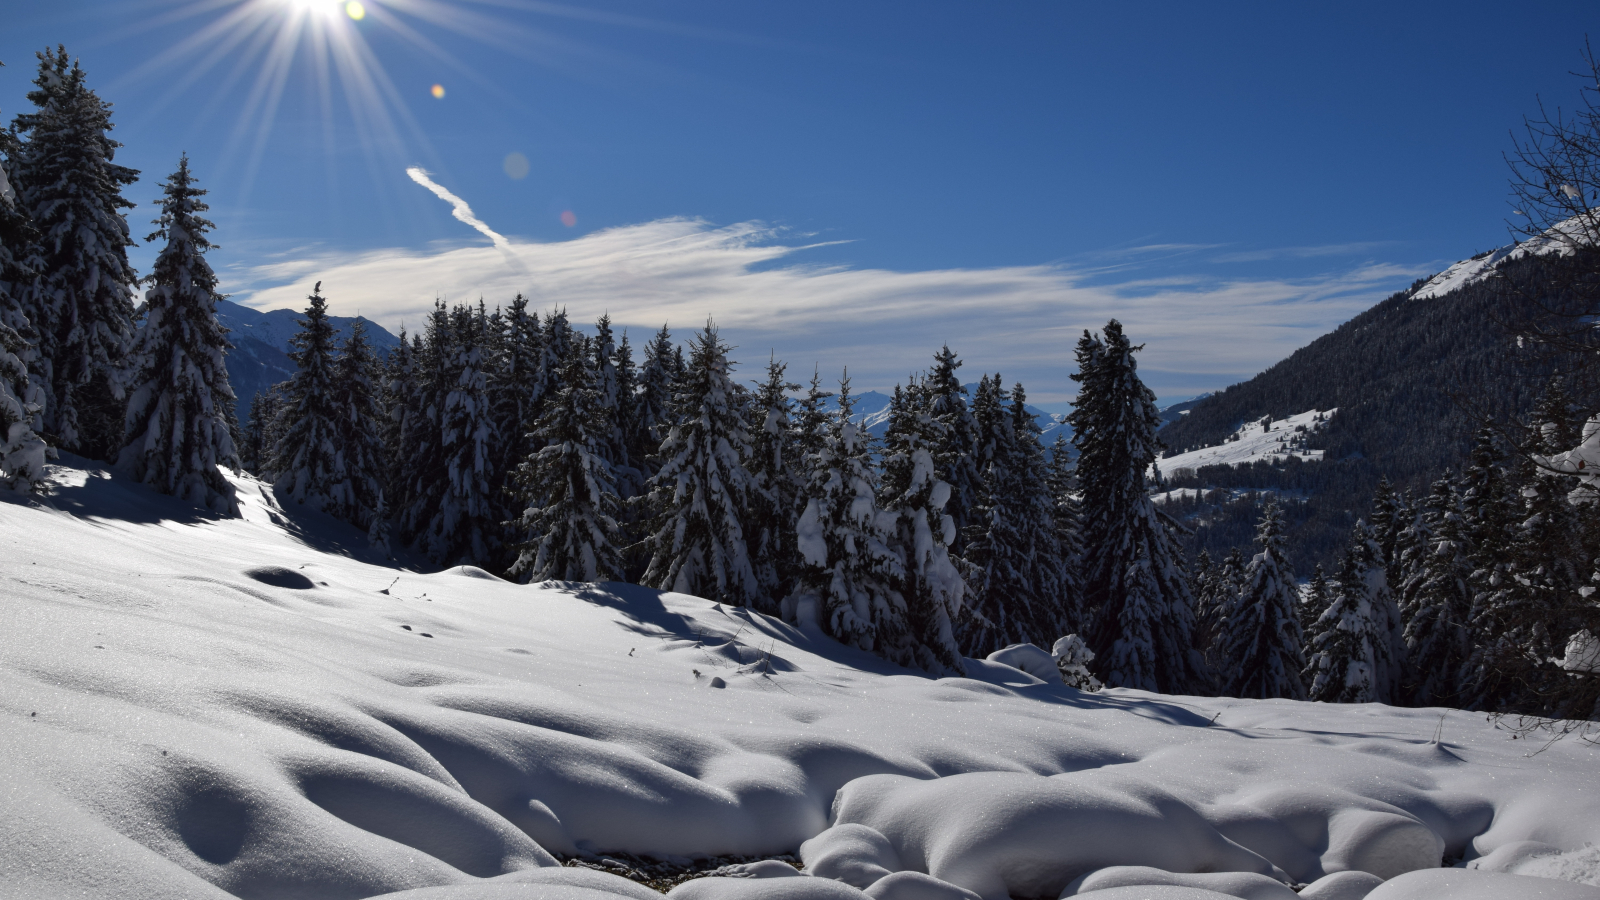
[487,295,542,506]
[879,380,965,674]
[792,366,834,464]
[399,305,450,546]
[610,328,645,501]
[1367,476,1403,588]
[1044,432,1086,635]
[1397,477,1474,707]
[0,126,48,493]
[368,489,393,558]
[1069,320,1207,693]
[591,314,622,463]
[536,307,574,418]
[10,48,139,458]
[639,323,761,605]
[427,303,500,567]
[1217,498,1306,700]
[925,346,982,556]
[117,156,239,514]
[270,283,341,510]
[959,378,1066,655]
[634,324,677,479]
[1301,565,1333,632]
[1197,547,1244,670]
[324,321,385,527]
[378,329,414,501]
[508,336,623,583]
[791,375,905,656]
[239,383,284,476]
[1304,521,1395,704]
[745,356,802,611]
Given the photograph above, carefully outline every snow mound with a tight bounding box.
[1298,870,1385,900]
[984,642,1064,684]
[1365,869,1600,899]
[4,456,1600,900]
[1066,866,1298,899]
[1153,409,1334,480]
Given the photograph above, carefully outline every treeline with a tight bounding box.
[1195,385,1600,724]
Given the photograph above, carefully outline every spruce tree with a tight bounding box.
[634,324,677,480]
[399,305,450,546]
[792,376,906,657]
[1398,478,1474,707]
[1044,433,1086,635]
[1069,321,1207,693]
[925,346,982,555]
[508,340,623,583]
[746,356,803,611]
[118,156,239,514]
[1301,565,1333,633]
[959,378,1066,655]
[11,47,140,457]
[488,295,542,520]
[325,321,385,527]
[0,128,48,493]
[428,304,500,566]
[270,284,340,510]
[879,380,965,674]
[639,323,760,605]
[240,383,284,476]
[1217,498,1306,700]
[610,328,645,501]
[1304,522,1395,704]
[378,329,415,502]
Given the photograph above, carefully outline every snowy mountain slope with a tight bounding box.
[1153,409,1334,478]
[1412,214,1597,300]
[3,457,1599,900]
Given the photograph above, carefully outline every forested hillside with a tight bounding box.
[1160,252,1598,573]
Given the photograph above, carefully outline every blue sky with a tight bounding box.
[2,1,1594,408]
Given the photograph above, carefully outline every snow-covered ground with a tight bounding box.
[1154,409,1334,479]
[2,455,1598,900]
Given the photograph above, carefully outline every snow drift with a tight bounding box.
[2,455,1599,900]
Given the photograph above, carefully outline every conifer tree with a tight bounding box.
[508,340,623,583]
[1304,522,1395,704]
[0,127,48,493]
[1217,498,1306,700]
[793,366,834,464]
[1044,433,1086,634]
[1301,565,1333,633]
[746,356,803,610]
[960,378,1066,655]
[1197,547,1245,670]
[428,304,500,566]
[634,324,678,478]
[880,380,965,673]
[368,489,393,558]
[611,328,645,500]
[1368,476,1403,588]
[10,47,140,457]
[325,321,385,526]
[399,305,450,545]
[925,346,982,555]
[1069,320,1207,693]
[488,295,542,514]
[1398,478,1474,707]
[792,376,906,657]
[240,383,284,476]
[270,284,340,510]
[378,329,415,500]
[118,156,238,514]
[640,323,760,605]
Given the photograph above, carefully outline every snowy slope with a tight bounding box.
[1412,214,1597,300]
[1153,409,1334,478]
[2,455,1599,900]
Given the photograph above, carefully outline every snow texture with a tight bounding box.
[3,454,1600,899]
[1154,409,1334,478]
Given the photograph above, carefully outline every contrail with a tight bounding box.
[406,166,511,250]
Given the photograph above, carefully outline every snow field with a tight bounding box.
[2,456,1599,900]
[1154,409,1335,479]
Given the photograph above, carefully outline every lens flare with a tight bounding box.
[560,210,577,228]
[345,1,365,20]
[503,152,529,180]
[431,83,446,99]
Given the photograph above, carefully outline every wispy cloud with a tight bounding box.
[222,218,1431,407]
[405,167,512,250]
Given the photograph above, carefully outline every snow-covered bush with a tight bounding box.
[1051,634,1102,690]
